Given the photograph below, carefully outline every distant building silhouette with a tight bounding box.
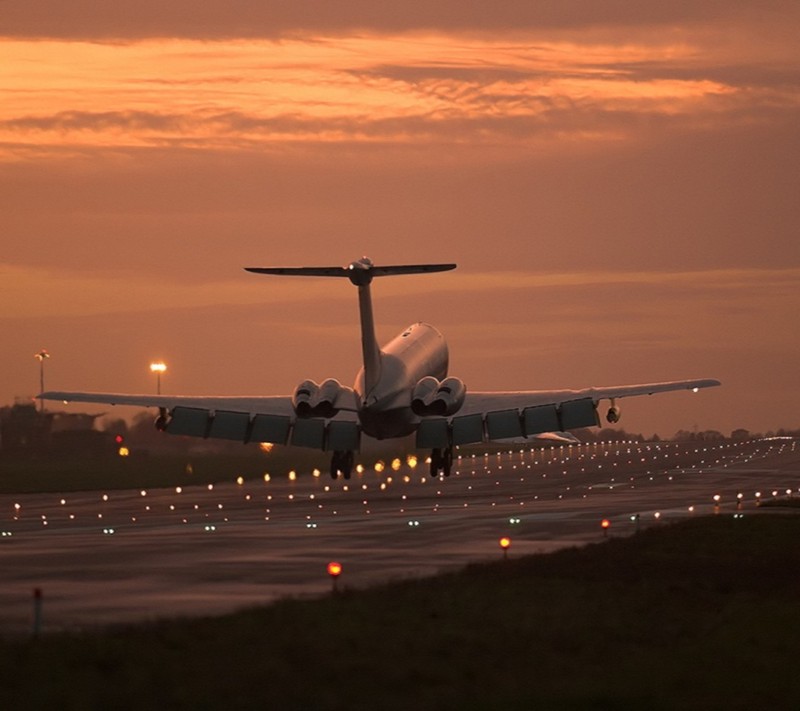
[0,400,110,457]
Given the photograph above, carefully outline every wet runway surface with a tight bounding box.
[1,438,798,634]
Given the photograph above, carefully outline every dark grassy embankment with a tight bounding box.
[1,514,799,709]
[0,449,327,494]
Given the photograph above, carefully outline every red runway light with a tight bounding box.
[327,561,342,578]
[499,537,511,549]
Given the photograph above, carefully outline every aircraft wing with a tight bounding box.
[38,391,362,451]
[40,391,295,415]
[458,378,721,416]
[414,378,720,449]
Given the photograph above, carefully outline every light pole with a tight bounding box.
[34,349,50,413]
[149,362,167,395]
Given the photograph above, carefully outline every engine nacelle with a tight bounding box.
[411,376,466,417]
[293,378,344,418]
[606,405,621,424]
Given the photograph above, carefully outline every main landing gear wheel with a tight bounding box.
[429,447,453,477]
[154,408,168,432]
[330,450,354,480]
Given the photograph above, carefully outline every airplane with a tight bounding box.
[41,257,720,479]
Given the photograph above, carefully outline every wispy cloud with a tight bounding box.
[1,34,791,155]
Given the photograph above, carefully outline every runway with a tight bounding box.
[1,437,798,634]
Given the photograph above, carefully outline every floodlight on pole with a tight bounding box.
[34,349,50,413]
[149,362,167,394]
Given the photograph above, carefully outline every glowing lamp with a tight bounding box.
[327,561,343,592]
[601,519,610,529]
[149,362,167,394]
[327,561,342,577]
[499,536,511,550]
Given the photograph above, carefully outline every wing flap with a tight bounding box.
[208,410,252,441]
[167,407,212,437]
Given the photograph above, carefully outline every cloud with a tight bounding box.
[2,34,790,158]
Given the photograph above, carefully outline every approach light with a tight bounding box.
[327,561,342,577]
[499,536,511,549]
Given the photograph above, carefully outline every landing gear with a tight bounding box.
[429,447,453,477]
[154,408,169,432]
[330,450,354,480]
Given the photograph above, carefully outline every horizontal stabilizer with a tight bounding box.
[245,257,456,285]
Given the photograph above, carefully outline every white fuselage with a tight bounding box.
[355,322,448,439]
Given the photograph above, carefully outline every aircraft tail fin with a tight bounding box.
[245,257,457,400]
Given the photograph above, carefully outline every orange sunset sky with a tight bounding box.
[1,1,799,437]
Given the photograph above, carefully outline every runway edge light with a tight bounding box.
[327,561,342,593]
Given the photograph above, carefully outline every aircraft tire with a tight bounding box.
[429,448,442,477]
[442,447,453,477]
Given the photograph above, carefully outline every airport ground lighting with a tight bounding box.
[149,362,167,395]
